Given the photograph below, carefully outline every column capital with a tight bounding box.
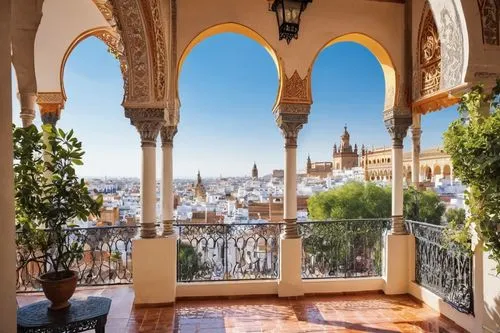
[37,92,65,127]
[160,125,177,148]
[384,107,412,148]
[274,103,310,148]
[125,108,165,147]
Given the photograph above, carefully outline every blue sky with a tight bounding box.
[12,33,459,178]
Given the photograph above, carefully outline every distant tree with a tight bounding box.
[404,187,446,225]
[308,182,391,220]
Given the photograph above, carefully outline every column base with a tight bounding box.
[391,215,406,235]
[383,234,409,295]
[140,223,157,238]
[132,236,177,305]
[278,237,304,297]
[162,220,174,236]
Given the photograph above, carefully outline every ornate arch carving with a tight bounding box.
[107,0,168,107]
[478,0,500,45]
[418,2,441,98]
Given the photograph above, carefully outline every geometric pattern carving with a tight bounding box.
[419,2,441,97]
[478,0,500,45]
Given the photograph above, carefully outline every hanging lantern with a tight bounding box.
[270,0,312,44]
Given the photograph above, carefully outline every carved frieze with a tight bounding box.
[478,0,499,45]
[281,71,311,104]
[418,2,441,97]
[125,108,165,147]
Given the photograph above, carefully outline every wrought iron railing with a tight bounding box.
[405,220,473,314]
[300,219,391,279]
[176,222,281,282]
[16,225,139,292]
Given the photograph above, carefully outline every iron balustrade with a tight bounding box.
[405,220,473,314]
[300,219,391,279]
[176,222,282,282]
[16,225,139,292]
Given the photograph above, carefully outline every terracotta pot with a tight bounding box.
[36,270,78,310]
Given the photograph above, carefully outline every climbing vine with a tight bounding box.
[443,80,500,273]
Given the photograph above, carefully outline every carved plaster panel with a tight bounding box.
[418,2,441,98]
[111,0,150,103]
[140,0,167,101]
[478,0,500,45]
[92,0,116,26]
[281,71,311,104]
[428,0,465,90]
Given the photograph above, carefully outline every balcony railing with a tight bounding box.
[16,226,138,292]
[300,219,391,279]
[176,222,282,282]
[405,220,473,314]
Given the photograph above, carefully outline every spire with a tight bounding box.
[197,170,202,184]
[252,162,258,179]
[307,154,312,172]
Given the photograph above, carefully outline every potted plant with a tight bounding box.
[14,124,102,310]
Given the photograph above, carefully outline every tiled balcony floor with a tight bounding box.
[17,286,467,333]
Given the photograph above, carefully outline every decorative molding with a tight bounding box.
[36,92,65,106]
[92,0,116,26]
[125,108,165,147]
[281,71,311,104]
[478,0,500,45]
[412,89,461,114]
[160,125,178,148]
[418,2,441,98]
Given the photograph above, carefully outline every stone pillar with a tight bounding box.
[125,108,165,239]
[384,109,411,235]
[160,125,177,236]
[274,103,309,297]
[383,107,411,295]
[0,0,17,330]
[411,113,421,188]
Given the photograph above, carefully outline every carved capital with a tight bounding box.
[384,107,411,148]
[275,106,309,148]
[160,125,177,148]
[125,108,165,147]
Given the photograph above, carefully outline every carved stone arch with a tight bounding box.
[418,1,442,98]
[108,0,168,107]
[478,0,500,45]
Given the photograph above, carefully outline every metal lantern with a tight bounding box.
[270,0,312,44]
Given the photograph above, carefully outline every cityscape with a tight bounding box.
[86,126,465,228]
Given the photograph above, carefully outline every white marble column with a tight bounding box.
[160,125,177,236]
[275,104,309,297]
[126,108,165,239]
[384,109,411,235]
[411,113,421,187]
[0,0,17,329]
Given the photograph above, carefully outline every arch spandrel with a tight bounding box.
[35,0,110,93]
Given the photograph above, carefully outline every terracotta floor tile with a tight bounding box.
[17,287,469,333]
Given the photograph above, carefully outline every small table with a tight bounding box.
[17,296,112,333]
